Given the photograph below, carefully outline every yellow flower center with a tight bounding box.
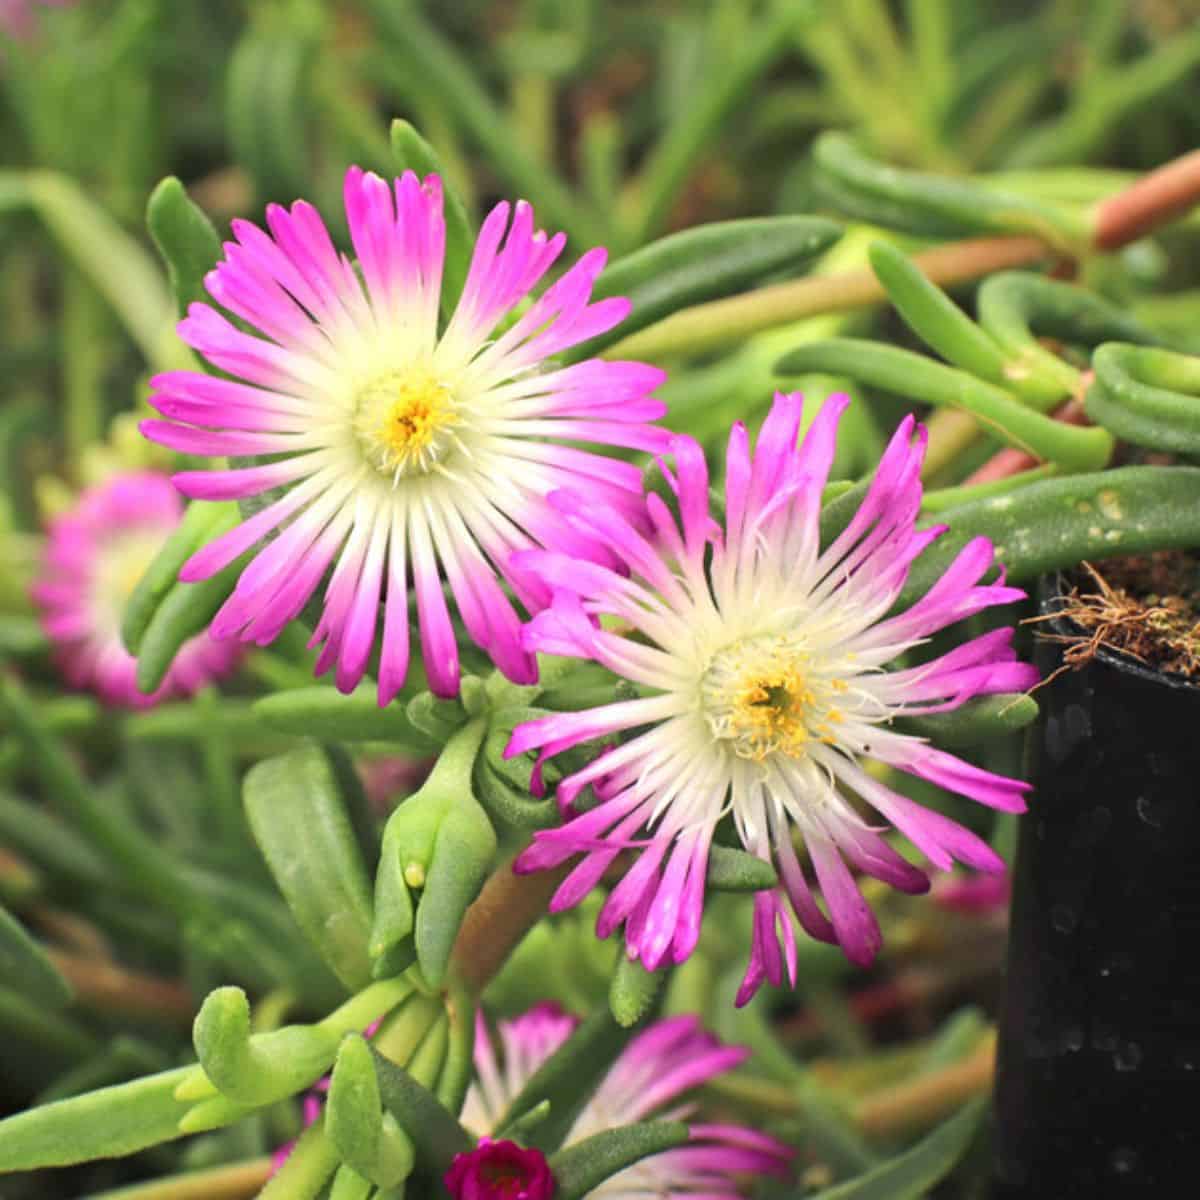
[702,636,843,762]
[354,366,460,481]
[93,529,166,634]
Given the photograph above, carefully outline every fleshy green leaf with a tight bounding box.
[370,1043,472,1172]
[900,466,1200,608]
[0,1067,194,1171]
[134,555,246,696]
[977,271,1164,396]
[191,986,338,1106]
[609,954,665,1028]
[1086,343,1200,454]
[328,1035,416,1189]
[808,1097,987,1199]
[707,845,778,892]
[146,177,224,319]
[867,242,1062,406]
[244,745,376,991]
[390,119,474,315]
[549,1120,689,1200]
[564,215,842,363]
[775,339,1113,471]
[813,132,1084,251]
[0,904,72,1008]
[498,1008,635,1153]
[123,503,239,657]
[893,694,1038,747]
[252,686,439,753]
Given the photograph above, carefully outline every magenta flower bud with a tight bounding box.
[444,1139,554,1200]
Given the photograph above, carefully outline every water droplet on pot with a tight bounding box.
[1065,703,1091,743]
[1061,1026,1084,1052]
[1110,1147,1138,1175]
[1114,1042,1143,1072]
[1051,904,1077,933]
[1044,715,1067,763]
[1136,794,1169,829]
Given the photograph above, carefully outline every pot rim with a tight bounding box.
[1040,569,1200,694]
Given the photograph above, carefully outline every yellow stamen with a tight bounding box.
[355,367,459,480]
[702,635,843,763]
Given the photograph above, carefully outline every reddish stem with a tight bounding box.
[963,383,1092,486]
[1094,149,1200,250]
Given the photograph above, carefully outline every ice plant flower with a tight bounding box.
[31,472,240,708]
[445,1140,554,1200]
[463,1006,791,1199]
[141,168,668,703]
[0,0,71,40]
[507,393,1038,1002]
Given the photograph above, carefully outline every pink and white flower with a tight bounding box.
[462,1006,792,1199]
[141,168,667,704]
[31,472,240,708]
[507,393,1037,1003]
[0,0,72,40]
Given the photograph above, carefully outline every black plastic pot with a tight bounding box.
[991,574,1200,1197]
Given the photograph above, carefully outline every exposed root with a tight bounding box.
[1027,556,1200,682]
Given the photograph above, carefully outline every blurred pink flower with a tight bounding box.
[32,472,240,708]
[462,1005,792,1200]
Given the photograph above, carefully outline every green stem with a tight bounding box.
[84,1159,273,1200]
[921,463,1061,513]
[602,235,1050,362]
[258,1122,339,1199]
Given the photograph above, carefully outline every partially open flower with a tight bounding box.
[31,472,240,708]
[462,1005,792,1199]
[507,393,1038,1002]
[142,168,667,703]
[445,1139,554,1200]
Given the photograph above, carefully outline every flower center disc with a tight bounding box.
[703,636,839,762]
[355,367,459,481]
[92,529,166,635]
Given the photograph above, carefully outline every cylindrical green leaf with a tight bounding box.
[415,797,497,988]
[0,1067,194,1171]
[369,1045,472,1172]
[146,177,224,319]
[563,216,842,363]
[390,119,474,316]
[893,694,1038,747]
[135,554,245,695]
[122,506,238,661]
[244,746,376,991]
[191,986,338,1107]
[899,466,1200,609]
[806,1097,986,1199]
[549,1120,689,1200]
[253,686,438,753]
[867,241,1062,405]
[327,1034,383,1176]
[977,271,1165,401]
[1086,343,1200,454]
[775,339,1114,470]
[706,845,778,892]
[812,132,1085,251]
[225,30,314,204]
[0,904,72,1008]
[609,954,665,1029]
